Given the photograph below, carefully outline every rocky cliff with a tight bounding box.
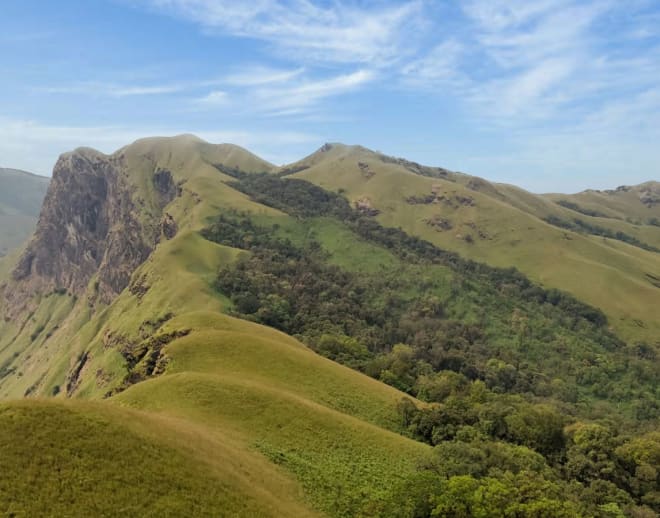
[6,146,178,316]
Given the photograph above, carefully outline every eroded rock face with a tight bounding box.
[6,148,175,315]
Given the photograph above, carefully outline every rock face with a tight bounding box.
[7,148,177,314]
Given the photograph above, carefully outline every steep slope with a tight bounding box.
[0,167,49,257]
[0,135,429,516]
[0,400,319,517]
[287,144,660,342]
[0,136,657,516]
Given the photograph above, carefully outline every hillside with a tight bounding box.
[0,167,49,257]
[0,135,658,516]
[545,181,660,223]
[286,144,660,343]
[0,136,431,516]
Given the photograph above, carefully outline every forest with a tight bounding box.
[202,172,660,517]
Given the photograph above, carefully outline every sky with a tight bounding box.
[1,0,659,193]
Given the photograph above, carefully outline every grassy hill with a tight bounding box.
[0,167,49,257]
[0,136,431,517]
[0,136,657,516]
[286,144,660,343]
[0,399,320,517]
[545,181,660,223]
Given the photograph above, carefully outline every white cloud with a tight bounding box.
[457,88,660,192]
[402,40,465,87]
[401,0,660,123]
[196,90,229,105]
[223,66,304,86]
[474,57,578,117]
[38,82,186,97]
[193,68,375,116]
[137,0,424,65]
[252,69,375,114]
[466,0,607,69]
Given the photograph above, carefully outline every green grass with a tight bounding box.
[0,399,319,517]
[0,137,432,517]
[544,181,660,223]
[109,310,429,516]
[1,136,656,516]
[115,369,427,516]
[290,145,660,343]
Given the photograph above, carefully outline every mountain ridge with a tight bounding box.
[0,135,658,516]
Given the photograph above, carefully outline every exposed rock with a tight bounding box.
[639,186,660,207]
[153,169,178,205]
[455,194,476,207]
[466,221,490,240]
[406,194,437,205]
[161,213,177,240]
[425,215,453,231]
[358,161,375,179]
[406,188,475,208]
[128,273,150,301]
[66,351,89,396]
[106,328,190,397]
[5,147,180,317]
[354,196,380,216]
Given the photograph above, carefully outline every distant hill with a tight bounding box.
[0,136,657,516]
[544,181,660,223]
[0,167,49,257]
[286,144,660,342]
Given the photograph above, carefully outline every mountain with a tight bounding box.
[545,181,660,223]
[0,136,658,517]
[0,167,49,257]
[285,144,660,343]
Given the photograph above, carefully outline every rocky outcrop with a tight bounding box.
[6,147,179,316]
[639,184,659,208]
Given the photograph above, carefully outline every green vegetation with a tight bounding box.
[202,172,660,516]
[556,199,613,219]
[1,137,658,517]
[543,215,660,253]
[0,400,319,517]
[290,145,660,343]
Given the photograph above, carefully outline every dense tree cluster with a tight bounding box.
[556,200,611,219]
[203,173,660,516]
[544,215,659,253]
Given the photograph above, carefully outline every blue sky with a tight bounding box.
[1,0,659,192]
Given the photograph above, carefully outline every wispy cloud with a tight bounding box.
[37,81,187,97]
[137,0,424,65]
[455,0,608,118]
[401,39,465,88]
[399,0,660,122]
[223,66,304,86]
[38,64,372,118]
[250,69,375,114]
[196,90,229,105]
[192,68,375,116]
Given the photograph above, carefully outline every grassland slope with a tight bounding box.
[0,135,428,517]
[288,144,660,342]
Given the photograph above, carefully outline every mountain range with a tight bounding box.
[0,167,49,259]
[0,135,658,517]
